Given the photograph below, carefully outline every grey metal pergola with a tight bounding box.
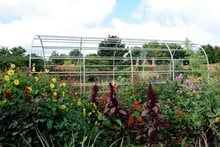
[29,35,209,91]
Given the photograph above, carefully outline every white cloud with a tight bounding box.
[0,0,116,49]
[0,0,219,53]
[130,0,220,45]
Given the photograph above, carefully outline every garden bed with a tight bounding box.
[0,64,219,146]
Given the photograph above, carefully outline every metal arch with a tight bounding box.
[29,35,210,88]
[194,44,210,82]
[29,35,46,69]
[129,48,134,83]
[29,36,35,68]
[37,35,46,70]
[156,40,175,81]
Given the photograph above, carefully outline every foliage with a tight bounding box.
[0,46,29,71]
[98,35,127,69]
[98,35,126,57]
[0,64,102,146]
[0,64,219,146]
[69,49,82,64]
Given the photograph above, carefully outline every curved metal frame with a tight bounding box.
[30,35,210,91]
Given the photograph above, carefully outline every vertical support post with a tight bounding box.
[129,48,134,83]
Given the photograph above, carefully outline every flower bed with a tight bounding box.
[0,64,219,146]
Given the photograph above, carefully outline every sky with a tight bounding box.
[0,0,220,52]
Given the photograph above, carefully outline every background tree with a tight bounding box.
[98,35,127,69]
[0,47,11,70]
[49,51,65,65]
[202,44,215,64]
[0,46,29,71]
[214,46,220,63]
[0,47,10,57]
[69,49,82,64]
[11,46,26,56]
[98,35,126,56]
[142,41,184,65]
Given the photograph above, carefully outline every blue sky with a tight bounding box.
[0,0,220,51]
[107,0,140,23]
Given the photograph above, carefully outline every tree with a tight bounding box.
[69,49,82,64]
[49,51,65,65]
[0,47,10,56]
[0,46,29,71]
[11,46,26,56]
[98,35,127,68]
[142,42,175,65]
[98,35,126,56]
[214,46,220,63]
[202,44,215,63]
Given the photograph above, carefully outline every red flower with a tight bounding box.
[134,100,141,110]
[23,87,30,94]
[177,136,183,144]
[177,109,183,116]
[101,94,108,102]
[4,91,11,99]
[128,115,134,127]
[15,67,20,72]
[164,122,170,128]
[150,67,156,71]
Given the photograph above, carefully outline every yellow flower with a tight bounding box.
[50,83,55,89]
[32,67,36,72]
[215,117,220,123]
[27,87,32,92]
[52,78,57,83]
[53,92,57,97]
[60,82,66,87]
[83,136,88,142]
[35,76,39,82]
[14,79,19,85]
[11,64,15,69]
[60,104,67,110]
[77,101,82,106]
[4,75,10,81]
[7,69,14,76]
[45,69,49,73]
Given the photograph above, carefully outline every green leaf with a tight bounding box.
[47,120,53,129]
[115,119,122,127]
